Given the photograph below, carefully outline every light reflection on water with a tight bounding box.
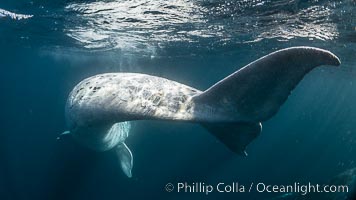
[65,0,205,51]
[63,0,355,53]
[0,8,33,20]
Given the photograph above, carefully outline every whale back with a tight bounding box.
[65,73,202,131]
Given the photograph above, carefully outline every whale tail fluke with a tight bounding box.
[193,46,340,122]
[194,47,340,155]
[202,122,262,155]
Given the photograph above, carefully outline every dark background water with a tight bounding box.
[1,0,356,199]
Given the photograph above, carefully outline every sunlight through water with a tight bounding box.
[63,0,355,54]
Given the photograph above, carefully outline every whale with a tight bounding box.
[63,46,340,178]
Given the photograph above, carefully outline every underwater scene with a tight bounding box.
[1,0,356,199]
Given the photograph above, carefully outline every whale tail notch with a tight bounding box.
[193,46,340,122]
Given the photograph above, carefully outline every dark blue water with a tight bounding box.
[1,0,356,199]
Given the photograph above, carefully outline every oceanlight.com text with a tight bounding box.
[164,182,349,196]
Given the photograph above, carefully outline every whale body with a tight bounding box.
[64,47,340,177]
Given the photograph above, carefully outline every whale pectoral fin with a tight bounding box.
[202,122,262,155]
[116,142,133,178]
[57,131,71,140]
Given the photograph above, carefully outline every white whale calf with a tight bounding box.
[63,47,340,178]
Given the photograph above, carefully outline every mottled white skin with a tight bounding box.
[65,73,222,177]
[66,73,197,150]
[65,73,242,153]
